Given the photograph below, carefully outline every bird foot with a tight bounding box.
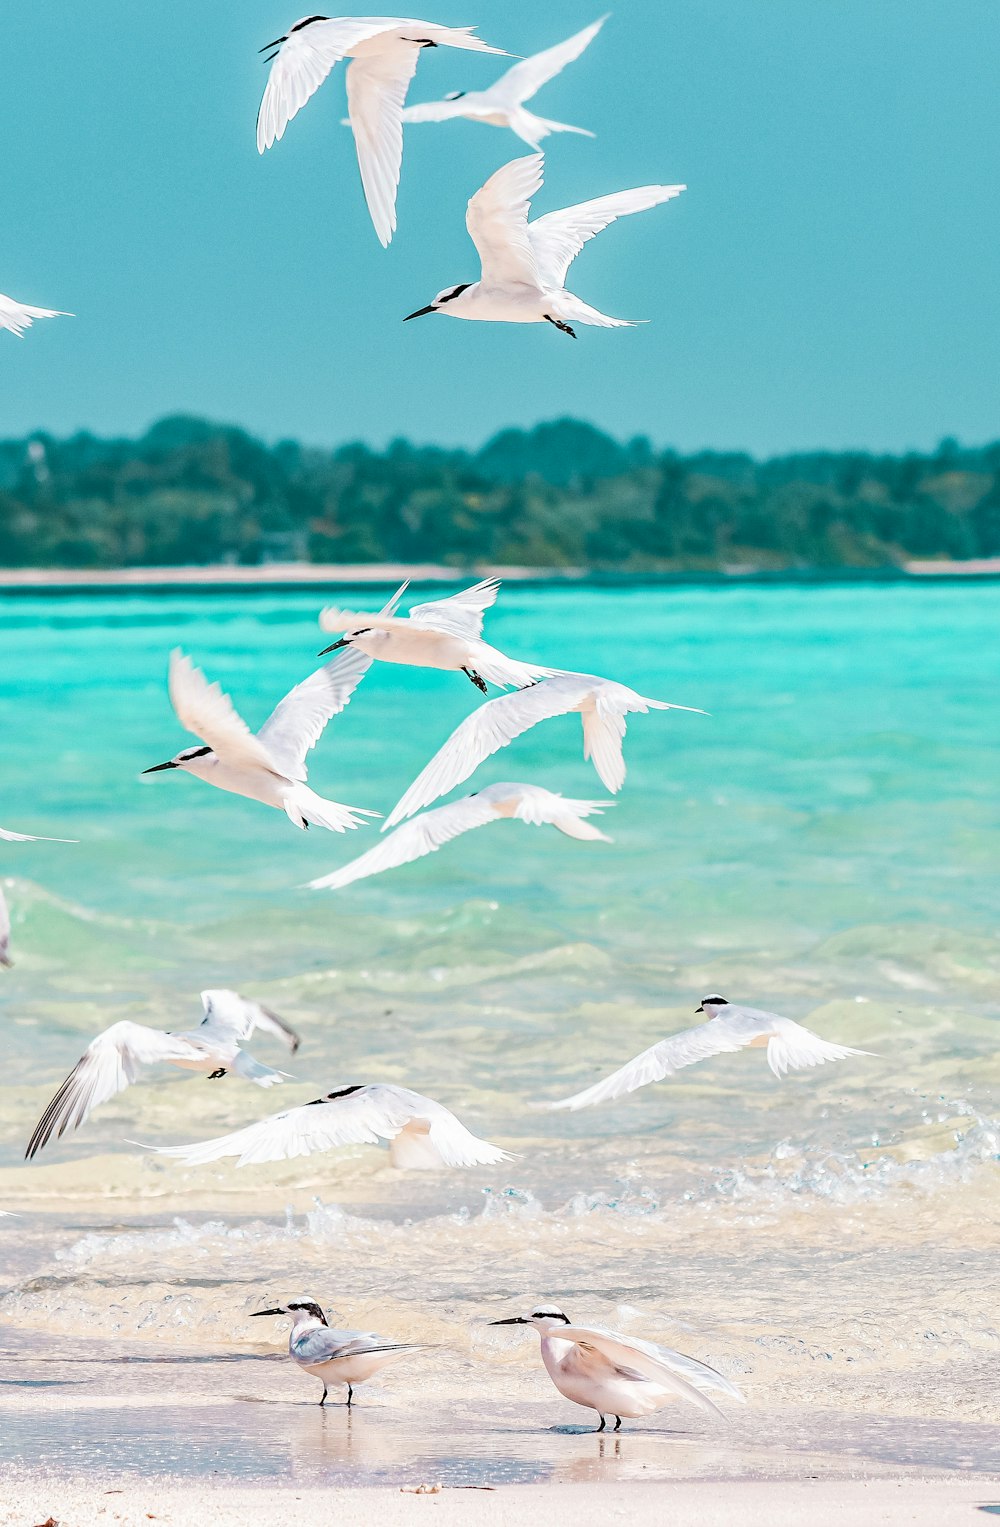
[462,668,488,694]
[544,315,576,338]
[208,1069,227,1080]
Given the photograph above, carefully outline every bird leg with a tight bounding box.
[544,315,576,339]
[346,1384,354,1408]
[319,1385,328,1406]
[613,1416,622,1431]
[207,1069,227,1080]
[596,1414,606,1432]
[462,667,488,694]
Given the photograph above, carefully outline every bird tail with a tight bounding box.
[410,25,507,55]
[552,801,614,843]
[766,1024,875,1080]
[470,643,557,690]
[518,109,595,146]
[231,1051,289,1088]
[556,295,642,329]
[286,786,380,834]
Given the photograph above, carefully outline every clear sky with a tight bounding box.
[3,1,999,455]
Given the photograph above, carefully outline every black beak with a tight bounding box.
[259,36,286,52]
[489,1316,529,1326]
[695,1005,704,1013]
[142,760,178,774]
[404,304,437,322]
[250,1308,285,1318]
[318,637,349,656]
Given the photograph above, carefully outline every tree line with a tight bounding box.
[1,415,997,571]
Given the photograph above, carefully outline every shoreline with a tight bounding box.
[0,557,999,593]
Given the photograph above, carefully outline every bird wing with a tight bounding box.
[256,648,370,783]
[529,185,686,290]
[256,17,386,153]
[399,95,474,124]
[466,154,545,289]
[168,650,283,774]
[0,826,76,843]
[390,1085,511,1167]
[494,782,609,832]
[0,293,69,336]
[292,1326,416,1363]
[493,16,607,106]
[25,1023,206,1159]
[383,672,599,827]
[559,1325,729,1418]
[580,1325,746,1403]
[345,36,422,247]
[308,795,501,890]
[141,1081,507,1169]
[544,1017,754,1110]
[407,578,500,639]
[765,1015,874,1079]
[198,990,301,1054]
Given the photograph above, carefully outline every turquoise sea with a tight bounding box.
[1,579,999,1482]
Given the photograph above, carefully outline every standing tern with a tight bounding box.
[25,989,301,1160]
[489,1307,745,1431]
[0,291,71,338]
[400,16,606,149]
[403,154,685,335]
[385,672,704,827]
[545,994,875,1111]
[143,646,377,831]
[251,1299,424,1405]
[139,1082,511,1171]
[309,782,612,891]
[257,16,505,246]
[319,577,554,692]
[1,825,77,969]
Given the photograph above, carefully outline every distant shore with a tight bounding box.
[1,558,999,593]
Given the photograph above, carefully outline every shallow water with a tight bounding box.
[1,582,998,1479]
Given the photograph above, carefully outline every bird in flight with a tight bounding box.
[319,577,554,692]
[25,989,302,1159]
[489,1306,745,1431]
[308,782,612,891]
[143,644,378,832]
[257,16,505,246]
[384,671,703,828]
[0,291,70,338]
[400,16,606,149]
[139,1081,511,1172]
[544,994,875,1111]
[250,1299,425,1406]
[403,153,685,335]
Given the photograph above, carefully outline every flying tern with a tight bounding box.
[400,16,606,149]
[309,782,611,891]
[140,1082,511,1171]
[25,990,301,1160]
[489,1307,745,1431]
[546,994,875,1111]
[319,577,554,692]
[385,672,703,827]
[404,153,685,335]
[251,1299,424,1405]
[0,291,71,338]
[257,16,505,246]
[143,645,378,831]
[1,824,77,969]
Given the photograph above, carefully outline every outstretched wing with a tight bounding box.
[493,16,606,106]
[0,826,76,843]
[543,1017,754,1111]
[467,155,544,288]
[256,648,370,783]
[199,989,301,1054]
[399,95,473,125]
[580,1324,746,1403]
[765,1016,874,1079]
[25,1023,206,1159]
[140,1081,508,1169]
[168,650,282,774]
[408,578,501,639]
[345,36,421,247]
[309,795,500,891]
[529,184,686,289]
[383,673,600,827]
[0,293,70,337]
[257,17,385,153]
[560,1325,731,1418]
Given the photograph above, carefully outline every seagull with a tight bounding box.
[318,577,554,693]
[309,782,612,891]
[545,994,875,1112]
[1,824,77,968]
[0,291,71,338]
[488,1307,745,1431]
[139,1082,511,1171]
[384,672,703,828]
[256,16,505,246]
[25,990,302,1160]
[250,1299,424,1405]
[400,16,606,150]
[143,643,380,831]
[403,153,685,335]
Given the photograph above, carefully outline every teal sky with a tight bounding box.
[3,1,999,454]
